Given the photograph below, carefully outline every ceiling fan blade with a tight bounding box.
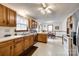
[47,6,55,10]
[41,3,48,8]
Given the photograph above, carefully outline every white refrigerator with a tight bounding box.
[76,21,79,55]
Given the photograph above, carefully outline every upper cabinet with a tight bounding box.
[0,4,16,27]
[67,16,73,36]
[28,19,37,29]
[0,4,7,26]
[7,8,16,27]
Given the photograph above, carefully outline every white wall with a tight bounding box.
[61,19,67,32]
[38,20,67,37]
[53,21,66,37]
[0,27,16,38]
[61,19,67,36]
[53,21,62,31]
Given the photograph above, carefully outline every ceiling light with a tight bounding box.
[41,9,46,14]
[46,9,52,13]
[42,3,47,8]
[47,6,55,9]
[39,3,53,15]
[38,8,46,14]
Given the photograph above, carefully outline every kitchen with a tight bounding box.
[0,3,48,56]
[0,3,79,56]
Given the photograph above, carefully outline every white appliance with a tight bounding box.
[76,21,79,55]
[63,35,69,56]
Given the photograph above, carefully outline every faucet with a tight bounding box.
[22,32,26,35]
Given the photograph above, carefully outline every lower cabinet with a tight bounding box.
[0,35,36,56]
[0,40,14,56]
[37,33,47,43]
[29,35,34,46]
[24,36,30,50]
[13,38,24,56]
[33,34,38,44]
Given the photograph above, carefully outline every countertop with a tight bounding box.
[0,33,37,42]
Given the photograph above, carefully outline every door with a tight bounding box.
[0,46,13,56]
[0,4,7,26]
[7,8,16,26]
[14,39,24,56]
[0,40,13,56]
[47,25,53,32]
[24,36,30,50]
[29,35,34,46]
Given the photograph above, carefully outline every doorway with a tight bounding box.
[47,25,56,39]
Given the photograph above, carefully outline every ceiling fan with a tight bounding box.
[38,3,54,15]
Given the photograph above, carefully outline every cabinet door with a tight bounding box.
[24,37,30,50]
[14,39,23,56]
[37,34,42,42]
[28,19,32,29]
[33,35,37,44]
[0,40,13,56]
[38,34,47,43]
[29,35,34,46]
[42,34,47,43]
[0,46,13,56]
[7,8,16,27]
[0,4,7,26]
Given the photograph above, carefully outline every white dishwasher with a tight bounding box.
[63,36,69,56]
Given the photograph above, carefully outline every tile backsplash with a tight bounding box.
[0,27,16,38]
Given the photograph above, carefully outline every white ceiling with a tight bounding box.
[2,3,79,23]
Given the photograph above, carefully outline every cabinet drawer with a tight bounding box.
[14,37,23,43]
[0,40,13,48]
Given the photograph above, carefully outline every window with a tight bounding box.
[16,15,28,31]
[48,25,53,32]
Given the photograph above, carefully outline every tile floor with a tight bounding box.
[32,37,66,56]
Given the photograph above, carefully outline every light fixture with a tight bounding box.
[45,8,52,13]
[42,3,47,8]
[38,3,53,15]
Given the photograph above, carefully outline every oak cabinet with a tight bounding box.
[14,38,24,56]
[33,34,38,44]
[0,4,7,26]
[0,40,14,56]
[0,45,13,56]
[37,33,47,43]
[28,19,37,29]
[7,8,16,27]
[0,35,36,56]
[29,35,34,46]
[0,4,16,27]
[24,36,30,50]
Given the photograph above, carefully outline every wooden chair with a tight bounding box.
[48,32,56,39]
